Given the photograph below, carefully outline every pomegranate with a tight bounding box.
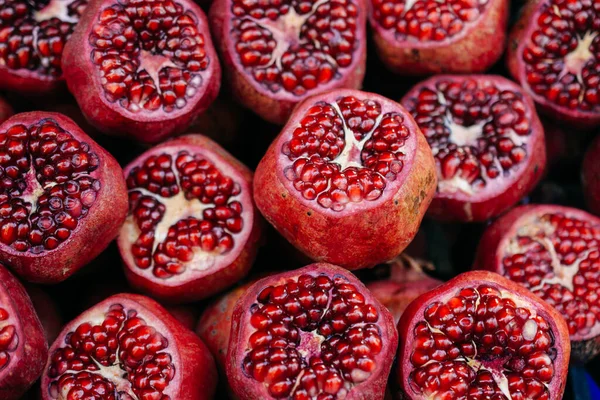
[0,112,127,283]
[400,75,546,222]
[583,135,600,216]
[25,284,62,344]
[165,304,198,330]
[254,89,436,269]
[0,263,48,400]
[209,0,368,125]
[0,97,13,125]
[507,0,600,128]
[62,0,221,143]
[227,263,398,399]
[396,270,571,399]
[41,293,218,400]
[368,0,508,75]
[118,134,262,303]
[474,204,600,362]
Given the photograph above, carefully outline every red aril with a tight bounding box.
[0,97,13,125]
[583,135,600,215]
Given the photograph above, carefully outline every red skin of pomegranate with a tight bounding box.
[396,270,571,399]
[24,284,62,345]
[507,0,600,128]
[0,264,48,400]
[474,204,600,362]
[166,304,198,331]
[62,0,221,143]
[227,263,399,400]
[401,75,546,222]
[583,135,600,216]
[0,112,128,283]
[209,0,368,125]
[254,89,436,270]
[368,0,508,75]
[0,97,13,125]
[118,134,263,304]
[41,293,218,400]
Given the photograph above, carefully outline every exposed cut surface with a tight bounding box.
[0,293,18,376]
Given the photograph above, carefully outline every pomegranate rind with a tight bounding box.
[62,0,222,144]
[0,112,128,283]
[118,134,263,304]
[368,0,508,75]
[227,263,399,400]
[583,136,600,216]
[0,264,47,400]
[209,0,368,125]
[0,62,65,95]
[41,293,218,400]
[254,88,436,269]
[396,270,570,400]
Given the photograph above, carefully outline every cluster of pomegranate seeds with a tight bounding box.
[501,212,600,337]
[521,0,599,112]
[231,0,358,95]
[47,303,175,399]
[89,0,210,113]
[404,79,531,193]
[281,95,409,211]
[243,273,382,399]
[0,305,17,372]
[371,0,489,41]
[126,150,244,279]
[409,284,558,399]
[0,119,100,253]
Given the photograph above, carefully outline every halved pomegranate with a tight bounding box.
[62,0,221,143]
[475,204,600,362]
[0,97,13,125]
[583,135,600,215]
[118,134,262,303]
[369,0,508,75]
[41,293,218,400]
[209,0,368,124]
[401,75,546,222]
[254,89,436,269]
[0,112,127,283]
[396,270,571,399]
[227,263,398,399]
[507,0,600,128]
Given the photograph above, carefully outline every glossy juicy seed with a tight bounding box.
[47,303,175,400]
[244,273,382,398]
[281,96,409,211]
[0,305,18,372]
[0,119,100,253]
[405,79,532,192]
[0,0,87,78]
[521,0,599,113]
[371,0,490,41]
[89,0,210,113]
[501,212,600,336]
[409,285,557,400]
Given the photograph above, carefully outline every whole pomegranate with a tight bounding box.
[475,204,600,362]
[118,134,262,303]
[254,89,436,269]
[41,293,218,400]
[0,112,127,283]
[507,0,600,128]
[0,97,13,125]
[368,0,509,75]
[396,270,571,399]
[401,75,546,222]
[583,135,600,215]
[227,263,398,399]
[209,0,368,124]
[62,0,221,143]
[0,264,47,400]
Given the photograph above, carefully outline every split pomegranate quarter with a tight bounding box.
[41,293,218,400]
[62,0,221,143]
[227,263,399,400]
[0,112,127,284]
[583,135,600,216]
[209,0,368,124]
[254,89,436,270]
[368,0,508,75]
[475,204,600,362]
[507,0,600,128]
[396,270,571,400]
[118,134,262,304]
[401,75,546,222]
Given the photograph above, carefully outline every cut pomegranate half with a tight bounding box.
[118,134,262,303]
[583,134,600,216]
[397,270,571,400]
[475,204,600,362]
[401,75,546,222]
